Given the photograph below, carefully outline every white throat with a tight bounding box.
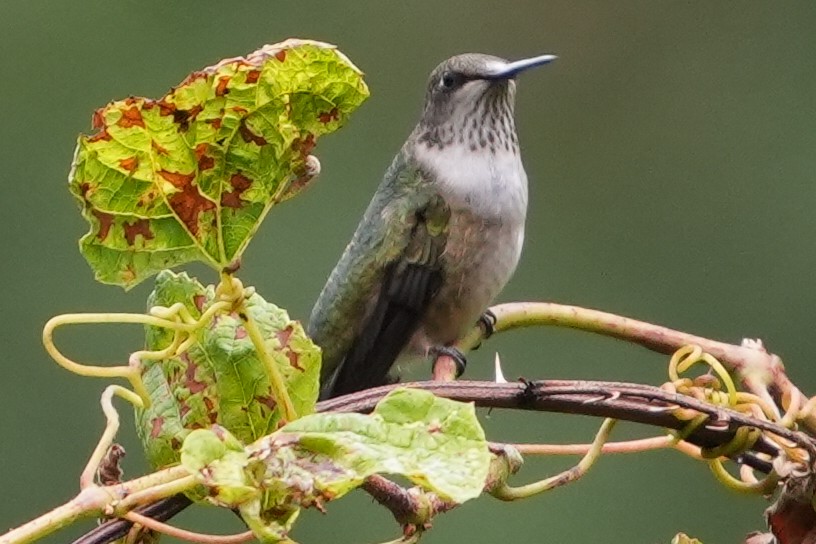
[414,142,528,220]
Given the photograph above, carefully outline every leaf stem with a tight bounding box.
[219,270,297,422]
[490,418,617,500]
[709,458,780,495]
[43,298,234,408]
[238,303,298,422]
[0,466,191,544]
[0,489,105,544]
[42,313,157,404]
[80,385,144,489]
[512,435,674,456]
[239,303,298,422]
[116,473,197,513]
[123,512,255,544]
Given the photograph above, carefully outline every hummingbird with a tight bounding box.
[309,53,556,399]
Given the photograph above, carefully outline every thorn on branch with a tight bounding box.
[581,391,621,404]
[518,378,537,408]
[493,353,508,384]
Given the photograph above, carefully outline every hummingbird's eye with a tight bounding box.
[440,72,458,89]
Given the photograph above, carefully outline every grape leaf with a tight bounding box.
[69,39,369,289]
[136,270,320,469]
[273,388,491,503]
[178,389,490,542]
[181,427,261,506]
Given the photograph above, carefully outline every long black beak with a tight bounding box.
[485,54,557,80]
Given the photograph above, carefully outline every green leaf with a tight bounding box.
[180,428,229,472]
[69,39,369,289]
[181,427,261,507]
[273,388,491,503]
[136,270,321,469]
[180,426,301,542]
[175,389,488,542]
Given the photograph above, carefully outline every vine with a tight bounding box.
[2,38,816,544]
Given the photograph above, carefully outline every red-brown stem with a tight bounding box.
[457,303,811,433]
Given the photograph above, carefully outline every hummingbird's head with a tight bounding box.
[415,53,556,153]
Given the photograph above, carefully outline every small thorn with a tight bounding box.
[517,377,537,407]
[647,404,679,413]
[494,353,507,383]
[582,391,620,404]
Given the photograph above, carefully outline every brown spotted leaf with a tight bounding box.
[69,39,369,289]
[136,270,320,469]
[177,389,490,542]
[273,388,491,504]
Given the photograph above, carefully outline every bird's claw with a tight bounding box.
[431,346,468,378]
[478,309,497,338]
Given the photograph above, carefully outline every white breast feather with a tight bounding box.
[414,143,528,218]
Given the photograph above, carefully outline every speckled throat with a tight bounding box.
[414,82,519,157]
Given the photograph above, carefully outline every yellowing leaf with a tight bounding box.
[177,389,490,542]
[136,271,320,469]
[273,388,491,503]
[69,39,369,288]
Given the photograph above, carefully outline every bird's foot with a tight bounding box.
[430,346,468,379]
[478,309,497,338]
[471,310,497,351]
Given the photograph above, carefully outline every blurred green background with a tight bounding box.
[2,1,815,542]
